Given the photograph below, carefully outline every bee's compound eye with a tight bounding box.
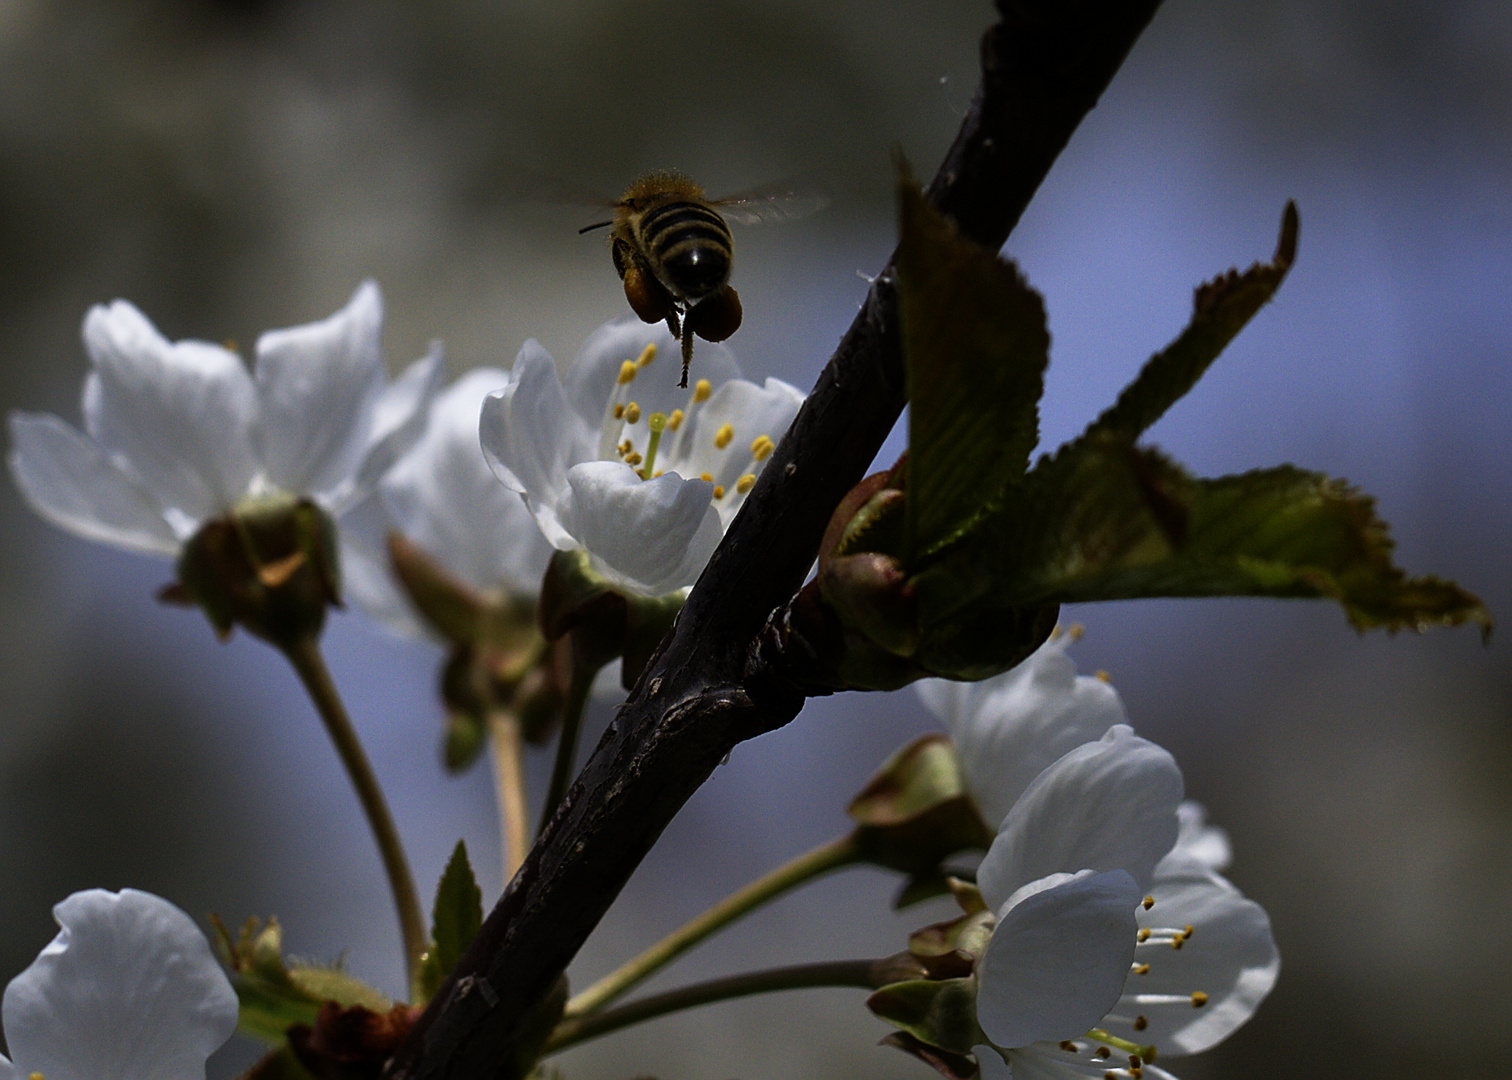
[623,267,676,325]
[687,286,742,343]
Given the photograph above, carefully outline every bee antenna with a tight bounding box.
[578,220,614,234]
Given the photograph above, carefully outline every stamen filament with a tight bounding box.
[1085,1029,1157,1063]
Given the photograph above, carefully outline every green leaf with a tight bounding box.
[1085,201,1298,442]
[939,437,1491,637]
[418,840,484,1003]
[897,175,1050,562]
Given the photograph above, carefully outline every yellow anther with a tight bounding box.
[736,473,756,494]
[653,470,663,478]
[222,339,238,353]
[30,1073,45,1080]
[668,408,685,431]
[750,434,775,461]
[1133,963,1150,975]
[1183,924,1195,936]
[614,403,626,419]
[1133,1016,1148,1031]
[1095,1047,1111,1059]
[1171,934,1185,950]
[619,439,633,454]
[636,342,657,368]
[1059,1041,1078,1052]
[1067,623,1085,640]
[1095,669,1112,683]
[713,485,726,499]
[1143,896,1155,910]
[1103,1073,1114,1080]
[625,452,642,466]
[693,379,712,403]
[714,423,734,450]
[1129,1056,1143,1069]
[625,402,642,425]
[618,360,638,385]
[1137,928,1151,942]
[700,472,714,482]
[1191,991,1209,1008]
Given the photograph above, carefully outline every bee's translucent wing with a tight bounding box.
[713,179,830,226]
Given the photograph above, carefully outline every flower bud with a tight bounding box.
[763,460,1058,691]
[168,493,340,648]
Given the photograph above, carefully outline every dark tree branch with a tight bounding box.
[385,4,1163,1078]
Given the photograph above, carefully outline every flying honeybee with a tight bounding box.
[578,172,827,386]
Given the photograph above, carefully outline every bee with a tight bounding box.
[579,172,826,386]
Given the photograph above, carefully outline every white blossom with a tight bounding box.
[343,367,554,640]
[916,630,1127,829]
[0,889,238,1080]
[479,316,804,597]
[8,281,439,557]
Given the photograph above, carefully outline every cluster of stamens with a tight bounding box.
[1054,1032,1157,1079]
[597,343,776,507]
[1053,892,1210,1074]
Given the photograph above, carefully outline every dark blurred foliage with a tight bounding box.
[0,2,1507,1079]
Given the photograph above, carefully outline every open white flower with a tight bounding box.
[480,316,804,597]
[344,367,555,639]
[8,281,440,557]
[0,889,238,1080]
[917,629,1127,830]
[999,837,1278,1080]
[972,724,1185,1051]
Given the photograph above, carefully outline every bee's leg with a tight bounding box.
[679,319,695,388]
[664,308,681,341]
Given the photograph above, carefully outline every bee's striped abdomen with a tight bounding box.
[637,199,733,300]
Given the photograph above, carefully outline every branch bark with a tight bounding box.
[386,3,1163,1078]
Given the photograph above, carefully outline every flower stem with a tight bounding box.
[538,657,597,836]
[545,956,915,1053]
[281,635,426,1000]
[487,708,531,882]
[565,832,863,1016]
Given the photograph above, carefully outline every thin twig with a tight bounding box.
[486,709,531,881]
[565,833,862,1016]
[539,658,595,835]
[544,957,910,1053]
[282,636,427,999]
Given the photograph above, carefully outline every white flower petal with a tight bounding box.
[676,377,804,521]
[327,341,445,513]
[555,460,722,596]
[3,889,237,1080]
[563,316,741,427]
[80,300,257,520]
[978,726,1183,909]
[978,869,1141,1049]
[8,413,179,556]
[1120,864,1278,1056]
[918,636,1127,829]
[346,366,557,641]
[480,340,595,549]
[253,281,385,496]
[1163,801,1232,874]
[337,491,433,641]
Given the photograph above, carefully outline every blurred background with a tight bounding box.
[0,1,1508,1077]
